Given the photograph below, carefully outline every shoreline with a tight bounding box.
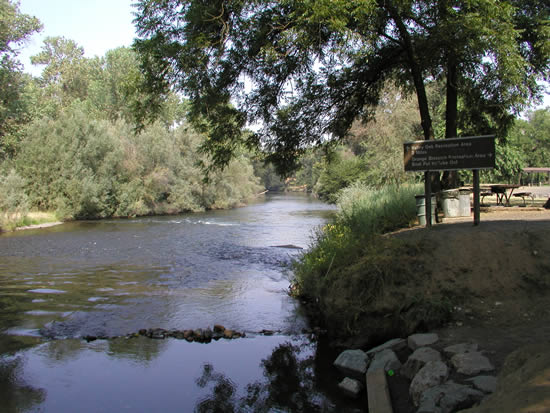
[15,221,64,231]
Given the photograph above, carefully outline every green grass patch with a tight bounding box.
[292,183,446,339]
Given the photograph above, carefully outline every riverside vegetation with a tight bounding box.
[293,183,453,345]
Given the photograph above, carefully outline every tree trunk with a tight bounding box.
[442,59,460,188]
[387,6,434,142]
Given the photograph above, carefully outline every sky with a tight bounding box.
[18,0,137,76]
[15,0,550,109]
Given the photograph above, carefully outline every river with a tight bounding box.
[0,194,364,412]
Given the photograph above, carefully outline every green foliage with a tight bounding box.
[293,183,422,335]
[30,36,100,116]
[480,138,526,184]
[14,106,260,219]
[314,149,368,203]
[0,168,28,229]
[510,108,550,167]
[133,0,549,175]
[0,0,42,157]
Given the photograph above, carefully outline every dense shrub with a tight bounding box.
[15,107,261,219]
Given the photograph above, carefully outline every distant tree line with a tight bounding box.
[0,1,262,222]
[1,0,549,226]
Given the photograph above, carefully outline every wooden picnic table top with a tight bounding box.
[489,184,521,189]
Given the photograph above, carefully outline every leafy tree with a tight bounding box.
[0,0,41,157]
[133,0,549,176]
[511,108,550,167]
[31,36,101,115]
[314,148,368,203]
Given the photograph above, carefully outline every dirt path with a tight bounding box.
[391,207,550,412]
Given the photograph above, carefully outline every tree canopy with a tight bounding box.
[133,0,549,175]
[0,0,41,156]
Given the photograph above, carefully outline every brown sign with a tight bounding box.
[404,135,495,172]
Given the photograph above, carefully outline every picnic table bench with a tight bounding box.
[481,191,493,204]
[513,191,535,206]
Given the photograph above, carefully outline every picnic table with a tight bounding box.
[490,184,520,206]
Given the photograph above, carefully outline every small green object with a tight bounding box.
[387,370,394,377]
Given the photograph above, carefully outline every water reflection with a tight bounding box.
[195,339,363,413]
[0,336,363,413]
[0,355,45,412]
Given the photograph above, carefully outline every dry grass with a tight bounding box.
[1,211,59,232]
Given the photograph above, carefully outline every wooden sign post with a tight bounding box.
[404,135,495,226]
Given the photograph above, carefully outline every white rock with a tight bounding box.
[408,333,439,351]
[451,352,494,375]
[417,381,484,413]
[410,360,449,406]
[466,375,497,393]
[367,348,401,373]
[334,349,368,380]
[402,347,442,380]
[338,377,364,398]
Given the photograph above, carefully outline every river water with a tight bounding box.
[0,194,363,412]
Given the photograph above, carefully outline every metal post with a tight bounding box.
[473,169,480,226]
[424,171,432,228]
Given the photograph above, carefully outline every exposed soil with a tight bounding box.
[389,207,550,413]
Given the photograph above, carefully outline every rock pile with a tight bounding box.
[334,333,497,413]
[83,324,247,343]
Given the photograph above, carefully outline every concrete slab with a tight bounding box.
[366,368,393,413]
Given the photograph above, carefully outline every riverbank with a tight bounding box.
[327,208,550,412]
[0,211,61,233]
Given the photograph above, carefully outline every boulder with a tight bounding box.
[410,360,449,406]
[334,349,369,380]
[466,376,497,394]
[408,333,439,351]
[203,328,213,341]
[338,377,364,398]
[402,347,442,380]
[457,343,550,413]
[443,342,478,357]
[366,338,407,356]
[213,324,225,333]
[451,352,494,375]
[367,349,401,374]
[150,328,166,339]
[417,381,484,413]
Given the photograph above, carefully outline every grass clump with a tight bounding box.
[292,183,452,340]
[294,183,421,293]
